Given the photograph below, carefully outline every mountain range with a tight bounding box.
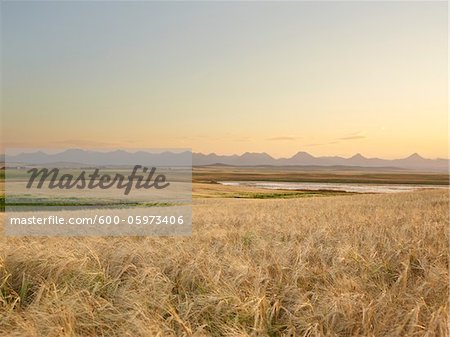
[193,151,448,171]
[2,149,449,172]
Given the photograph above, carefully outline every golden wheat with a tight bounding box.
[0,190,448,336]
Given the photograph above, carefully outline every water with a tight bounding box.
[219,181,449,194]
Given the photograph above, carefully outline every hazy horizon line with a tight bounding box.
[3,148,449,161]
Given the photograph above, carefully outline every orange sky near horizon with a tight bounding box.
[1,2,448,160]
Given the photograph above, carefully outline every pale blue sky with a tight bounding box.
[2,1,447,158]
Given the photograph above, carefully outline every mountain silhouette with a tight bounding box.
[4,149,449,172]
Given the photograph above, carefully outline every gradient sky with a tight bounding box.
[1,1,448,159]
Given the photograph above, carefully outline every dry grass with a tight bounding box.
[0,190,448,336]
[193,166,449,185]
[192,182,351,199]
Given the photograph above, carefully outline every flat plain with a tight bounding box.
[0,168,448,336]
[193,166,449,185]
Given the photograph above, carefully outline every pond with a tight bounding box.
[218,181,449,194]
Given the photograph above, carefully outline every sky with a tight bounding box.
[1,1,448,159]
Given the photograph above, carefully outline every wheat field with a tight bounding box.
[0,190,448,336]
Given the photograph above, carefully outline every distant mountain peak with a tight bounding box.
[351,153,366,159]
[405,153,424,160]
[292,151,315,159]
